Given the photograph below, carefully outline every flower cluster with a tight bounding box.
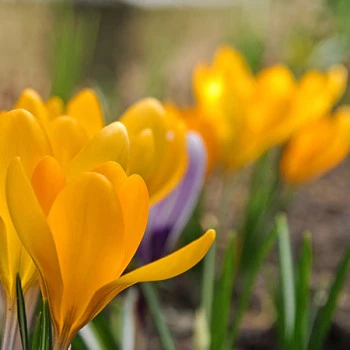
[172,46,350,183]
[0,90,215,349]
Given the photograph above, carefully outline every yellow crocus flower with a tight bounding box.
[119,99,188,203]
[16,89,188,203]
[0,108,52,349]
[0,105,129,348]
[164,103,219,175]
[281,107,350,184]
[6,156,215,350]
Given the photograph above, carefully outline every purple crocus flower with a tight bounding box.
[138,131,207,263]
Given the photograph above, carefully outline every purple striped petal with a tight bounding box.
[138,132,207,262]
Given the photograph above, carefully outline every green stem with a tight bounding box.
[200,241,216,328]
[141,282,176,350]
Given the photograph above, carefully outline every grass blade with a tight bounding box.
[210,234,236,350]
[90,311,119,350]
[141,282,176,350]
[31,311,42,350]
[308,246,350,350]
[293,233,312,350]
[201,241,216,333]
[277,214,296,348]
[224,220,278,350]
[16,274,29,350]
[41,301,52,350]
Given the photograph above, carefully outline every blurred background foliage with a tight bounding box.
[2,0,350,118]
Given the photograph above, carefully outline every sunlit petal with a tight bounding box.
[49,116,89,167]
[15,89,48,126]
[66,121,129,178]
[67,89,104,138]
[31,156,66,216]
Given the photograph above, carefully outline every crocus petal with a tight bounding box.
[65,121,129,178]
[147,116,188,204]
[5,158,62,303]
[15,89,48,126]
[326,64,348,102]
[0,109,52,297]
[94,161,149,269]
[47,172,127,336]
[85,229,215,325]
[45,96,64,120]
[49,116,90,167]
[140,132,207,261]
[281,107,350,184]
[67,89,104,138]
[31,157,66,216]
[121,229,215,283]
[120,98,188,203]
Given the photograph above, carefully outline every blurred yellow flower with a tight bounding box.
[6,156,215,349]
[191,46,348,170]
[281,107,350,184]
[15,89,187,203]
[164,103,218,175]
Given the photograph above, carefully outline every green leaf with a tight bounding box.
[41,300,52,350]
[31,311,42,350]
[89,311,120,349]
[71,333,88,350]
[200,241,216,334]
[293,233,312,350]
[308,246,350,350]
[240,150,280,271]
[277,213,296,348]
[224,220,278,350]
[141,282,176,350]
[210,234,236,350]
[50,6,100,102]
[16,274,29,350]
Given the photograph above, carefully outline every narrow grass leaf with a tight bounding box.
[200,241,216,335]
[308,246,350,350]
[211,234,236,350]
[16,274,29,350]
[31,311,42,350]
[41,301,52,350]
[293,233,312,350]
[277,213,296,348]
[224,221,278,350]
[141,282,176,350]
[90,311,119,350]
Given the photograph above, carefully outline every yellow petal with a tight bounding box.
[94,161,149,269]
[85,230,216,323]
[15,89,48,126]
[49,116,89,166]
[0,109,52,296]
[119,229,215,283]
[326,64,348,102]
[47,172,126,337]
[67,89,104,138]
[0,109,52,191]
[146,117,188,204]
[120,99,187,203]
[5,158,62,301]
[281,108,350,184]
[65,121,129,178]
[31,156,66,216]
[45,96,64,120]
